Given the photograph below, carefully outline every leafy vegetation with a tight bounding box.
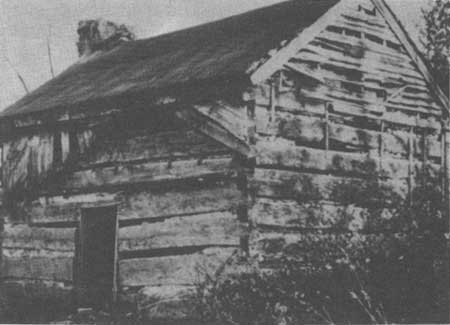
[422,0,450,96]
[195,167,448,324]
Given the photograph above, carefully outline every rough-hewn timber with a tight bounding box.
[248,0,444,270]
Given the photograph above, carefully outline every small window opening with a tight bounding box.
[326,25,343,34]
[53,132,62,167]
[365,33,384,45]
[344,29,362,38]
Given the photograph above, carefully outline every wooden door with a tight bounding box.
[78,205,118,310]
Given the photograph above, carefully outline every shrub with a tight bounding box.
[195,257,389,325]
[195,167,448,324]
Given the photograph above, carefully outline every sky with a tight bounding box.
[0,0,427,111]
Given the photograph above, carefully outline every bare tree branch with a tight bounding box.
[1,53,30,94]
[47,25,55,78]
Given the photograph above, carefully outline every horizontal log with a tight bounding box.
[119,211,242,251]
[251,198,368,231]
[300,84,438,117]
[328,75,437,110]
[255,138,439,179]
[29,180,242,224]
[252,168,408,203]
[286,60,393,95]
[274,111,432,157]
[0,278,74,294]
[384,111,440,131]
[118,181,242,221]
[2,249,73,282]
[388,94,439,110]
[2,225,75,251]
[255,88,441,132]
[284,67,392,114]
[278,112,325,145]
[79,129,228,168]
[249,231,387,266]
[66,156,234,190]
[119,247,237,287]
[28,192,119,224]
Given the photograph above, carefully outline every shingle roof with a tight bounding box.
[0,0,339,119]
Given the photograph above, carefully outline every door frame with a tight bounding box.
[77,203,119,307]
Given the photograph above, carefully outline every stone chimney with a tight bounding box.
[77,19,135,59]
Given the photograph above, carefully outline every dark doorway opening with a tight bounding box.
[77,205,118,310]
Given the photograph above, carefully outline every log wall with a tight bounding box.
[1,115,246,316]
[248,0,443,266]
[0,0,445,318]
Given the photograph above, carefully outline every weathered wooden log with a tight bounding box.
[249,230,387,266]
[79,129,228,168]
[66,156,234,190]
[252,168,408,203]
[255,91,441,132]
[0,278,74,294]
[29,180,242,224]
[119,211,242,251]
[2,225,75,252]
[273,112,428,157]
[28,192,119,224]
[118,181,242,222]
[251,198,368,231]
[255,138,439,179]
[2,249,73,282]
[119,247,237,287]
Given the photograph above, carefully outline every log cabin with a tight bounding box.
[0,0,447,320]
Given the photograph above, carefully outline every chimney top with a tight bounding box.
[77,19,135,60]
